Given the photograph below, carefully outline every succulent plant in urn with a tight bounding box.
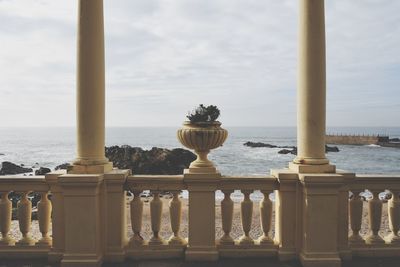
[177,104,228,173]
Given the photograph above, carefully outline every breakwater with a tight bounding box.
[326,134,400,148]
[326,134,388,145]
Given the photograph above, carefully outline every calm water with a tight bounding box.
[0,127,399,175]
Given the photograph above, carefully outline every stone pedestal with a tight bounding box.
[271,169,301,261]
[103,169,130,262]
[184,170,220,261]
[45,171,66,263]
[299,173,353,267]
[58,174,104,267]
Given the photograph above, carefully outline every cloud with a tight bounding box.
[0,0,399,127]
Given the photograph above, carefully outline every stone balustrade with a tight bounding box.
[0,177,52,258]
[348,175,400,257]
[123,174,279,259]
[217,176,278,257]
[125,175,187,259]
[2,173,400,265]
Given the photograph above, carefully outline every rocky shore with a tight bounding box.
[0,145,196,176]
[244,141,339,155]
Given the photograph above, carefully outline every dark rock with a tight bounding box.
[278,148,297,155]
[0,153,5,156]
[55,163,71,170]
[105,145,196,175]
[278,146,338,156]
[244,142,277,148]
[0,161,33,175]
[35,167,51,175]
[325,145,339,152]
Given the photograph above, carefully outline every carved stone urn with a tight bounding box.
[177,121,228,173]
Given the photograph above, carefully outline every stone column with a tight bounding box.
[290,0,334,173]
[72,0,112,174]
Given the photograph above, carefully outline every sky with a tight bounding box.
[0,0,399,127]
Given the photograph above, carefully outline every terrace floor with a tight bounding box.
[1,258,400,267]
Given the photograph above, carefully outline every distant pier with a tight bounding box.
[326,134,400,148]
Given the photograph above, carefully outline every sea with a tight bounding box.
[1,127,399,201]
[1,126,399,175]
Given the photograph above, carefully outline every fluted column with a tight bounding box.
[72,0,112,174]
[291,0,334,173]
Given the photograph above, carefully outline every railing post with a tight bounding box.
[16,191,34,246]
[337,178,353,260]
[387,190,400,244]
[58,174,104,267]
[45,171,66,263]
[299,173,354,267]
[103,170,130,262]
[184,171,220,261]
[0,191,14,246]
[271,170,301,261]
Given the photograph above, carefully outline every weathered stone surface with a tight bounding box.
[35,167,51,175]
[105,145,196,175]
[0,161,33,175]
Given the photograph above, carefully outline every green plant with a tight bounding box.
[187,104,220,123]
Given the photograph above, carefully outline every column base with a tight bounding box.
[69,161,113,174]
[185,246,219,261]
[300,252,341,267]
[185,166,219,174]
[278,248,298,261]
[289,162,335,174]
[61,253,102,267]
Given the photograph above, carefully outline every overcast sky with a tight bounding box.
[0,0,399,127]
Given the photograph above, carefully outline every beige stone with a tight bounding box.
[291,0,334,173]
[58,174,104,267]
[184,171,220,261]
[71,0,111,174]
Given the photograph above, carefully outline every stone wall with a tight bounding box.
[325,135,389,145]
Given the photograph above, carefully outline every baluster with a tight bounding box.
[386,190,400,244]
[219,190,234,245]
[17,191,34,245]
[239,190,254,245]
[37,192,52,246]
[349,190,365,245]
[168,191,186,245]
[258,190,273,246]
[149,191,165,245]
[0,191,15,246]
[365,190,385,245]
[129,190,145,246]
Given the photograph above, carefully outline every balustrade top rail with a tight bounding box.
[125,174,278,192]
[0,176,49,192]
[351,175,400,191]
[220,175,278,191]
